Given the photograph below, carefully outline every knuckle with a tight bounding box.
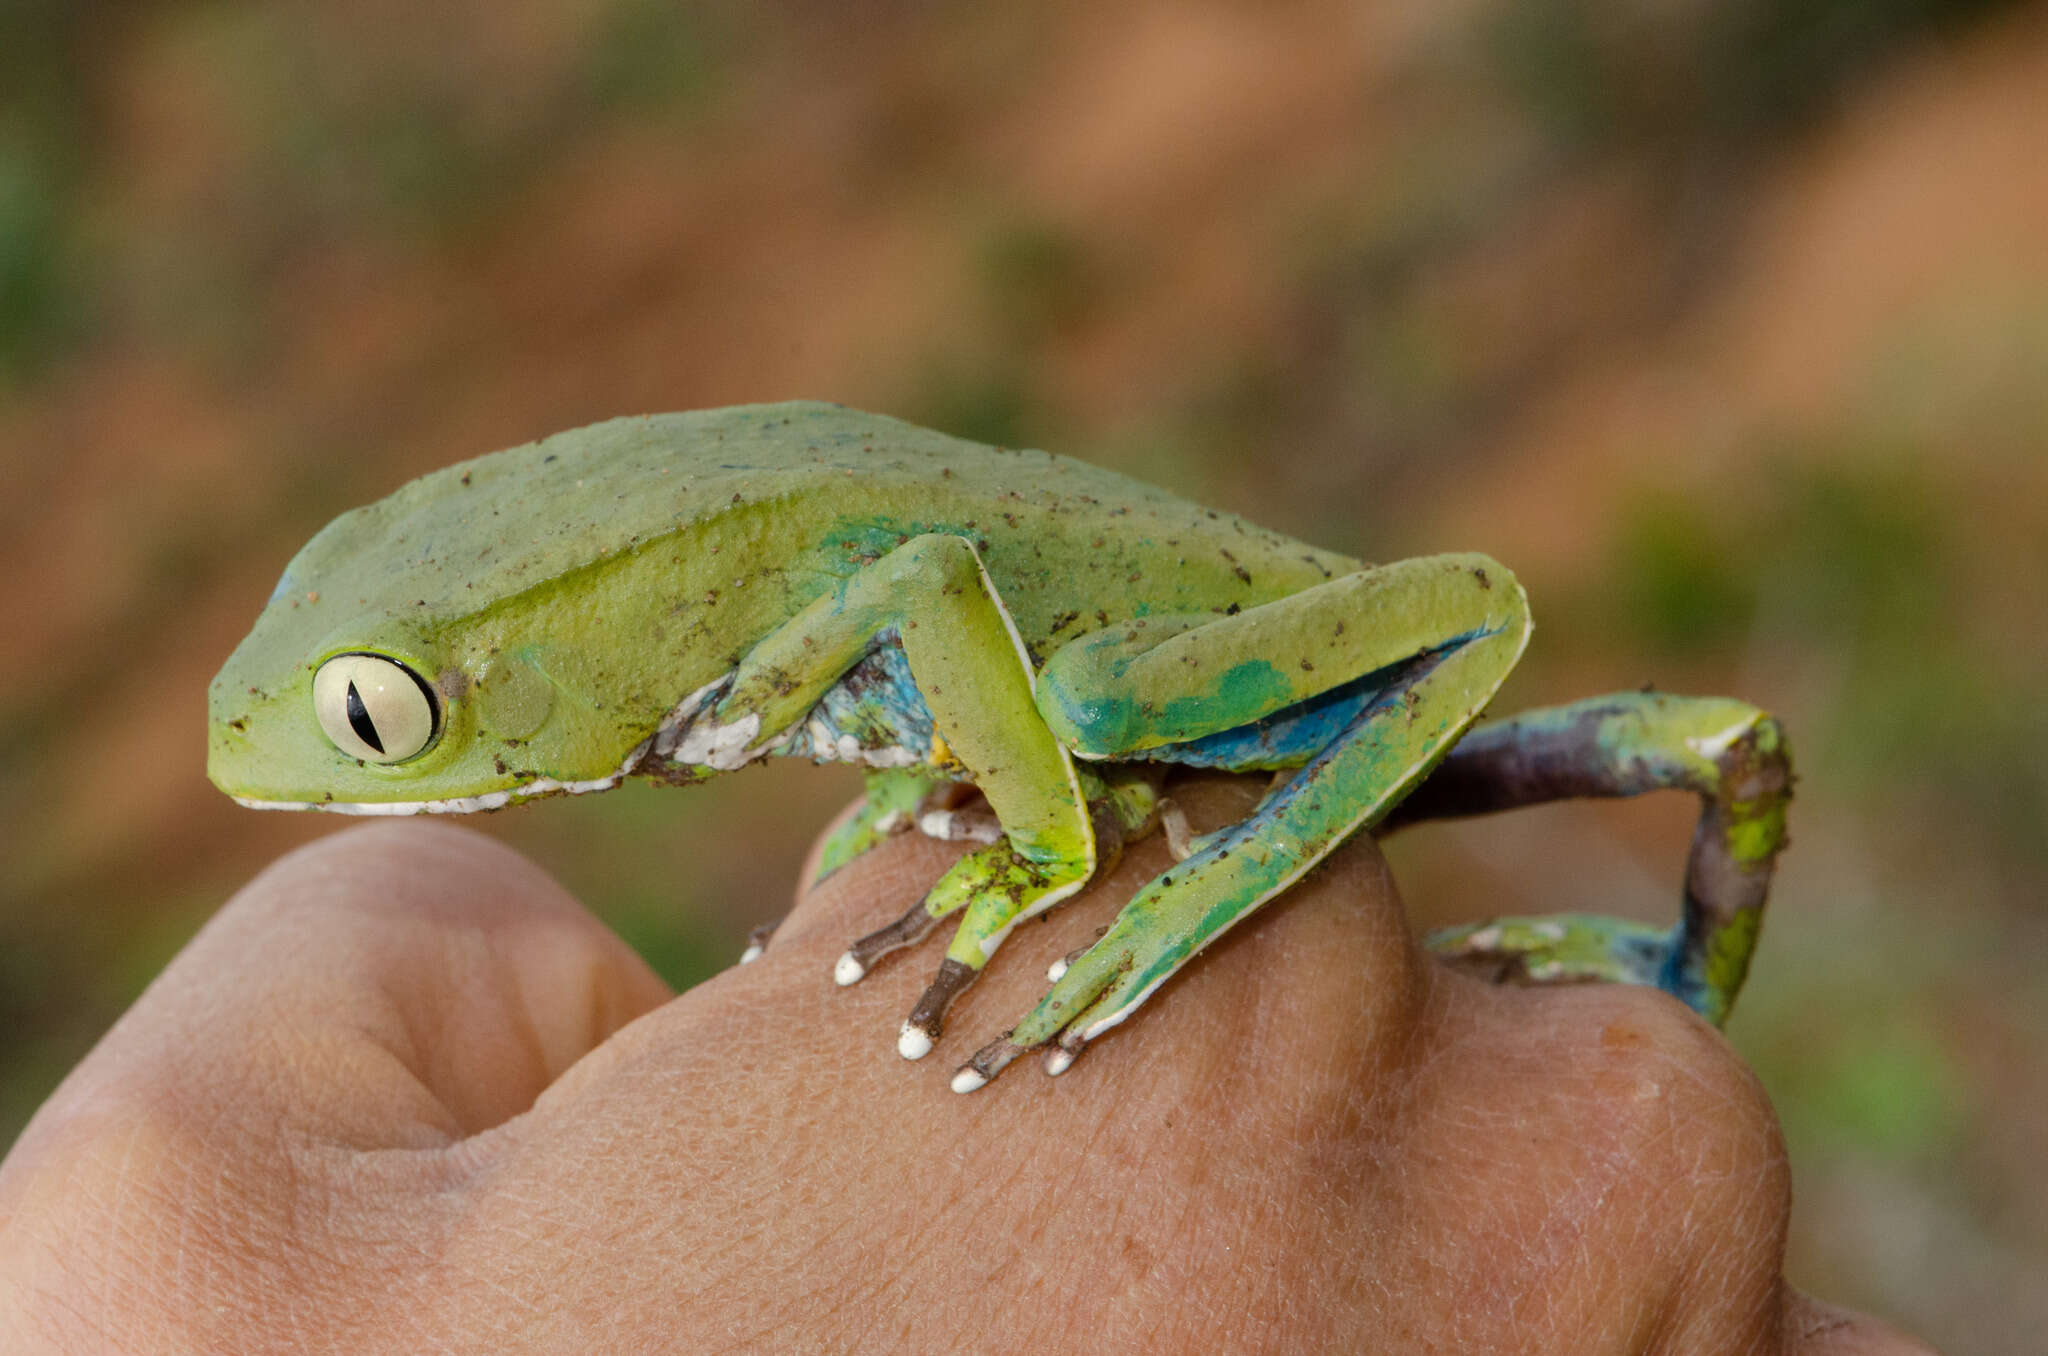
[1557,986,1790,1230]
[240,820,564,934]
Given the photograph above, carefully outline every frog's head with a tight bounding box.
[207,460,670,814]
[212,613,470,812]
[208,594,653,814]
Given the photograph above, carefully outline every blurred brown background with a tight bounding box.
[3,0,2045,1346]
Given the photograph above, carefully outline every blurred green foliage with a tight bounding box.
[583,0,725,113]
[978,220,1098,345]
[913,363,1036,451]
[214,2,725,240]
[1494,0,2022,152]
[1611,451,2045,863]
[0,145,79,381]
[1614,493,1758,654]
[0,0,100,382]
[1788,1007,1969,1159]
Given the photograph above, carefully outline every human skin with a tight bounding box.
[0,779,1930,1353]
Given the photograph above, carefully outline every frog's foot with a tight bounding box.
[950,809,1287,1091]
[1045,927,1108,983]
[890,843,1091,1060]
[1425,914,1671,990]
[1385,693,1790,1025]
[823,833,1089,1051]
[949,918,1149,1092]
[871,772,1165,1061]
[755,775,935,967]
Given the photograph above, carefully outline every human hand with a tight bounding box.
[0,778,1930,1353]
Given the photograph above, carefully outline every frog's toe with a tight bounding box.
[947,1021,1087,1093]
[951,1033,1028,1093]
[913,783,1003,844]
[833,898,943,987]
[1425,914,1671,990]
[1045,928,1107,983]
[738,920,777,965]
[896,957,979,1059]
[949,944,1125,1092]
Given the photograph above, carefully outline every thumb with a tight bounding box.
[8,822,671,1166]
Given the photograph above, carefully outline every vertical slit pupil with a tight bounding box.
[345,681,386,754]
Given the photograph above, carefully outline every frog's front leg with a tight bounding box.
[682,534,1094,1053]
[954,553,1532,1090]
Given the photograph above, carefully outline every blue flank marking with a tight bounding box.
[1146,662,1402,771]
[775,637,939,762]
[1136,621,1509,773]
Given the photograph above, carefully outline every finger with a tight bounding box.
[1379,973,1799,1349]
[17,822,671,1158]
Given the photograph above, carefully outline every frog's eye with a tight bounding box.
[313,653,440,764]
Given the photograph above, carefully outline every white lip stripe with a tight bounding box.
[238,737,652,815]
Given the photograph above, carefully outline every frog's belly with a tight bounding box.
[774,638,949,771]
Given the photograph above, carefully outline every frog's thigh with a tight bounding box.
[955,556,1532,1089]
[1393,693,1791,1026]
[1036,554,1525,756]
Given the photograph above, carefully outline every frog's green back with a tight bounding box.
[259,401,1355,653]
[211,402,1359,807]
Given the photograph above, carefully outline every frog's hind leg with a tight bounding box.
[1386,693,1791,1026]
[954,554,1532,1091]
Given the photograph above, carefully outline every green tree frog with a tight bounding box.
[209,402,1791,1092]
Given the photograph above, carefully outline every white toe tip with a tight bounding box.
[1044,1047,1076,1076]
[1046,957,1069,982]
[739,943,764,964]
[897,1024,934,1061]
[833,953,866,987]
[950,1067,988,1094]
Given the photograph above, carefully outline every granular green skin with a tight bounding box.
[1158,659,1298,740]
